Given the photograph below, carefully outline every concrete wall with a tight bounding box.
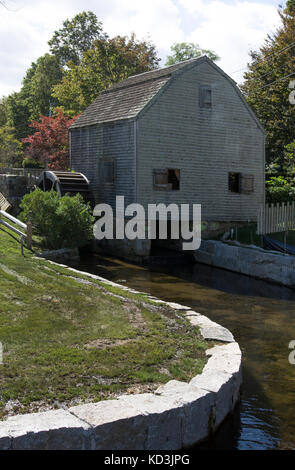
[137,61,265,221]
[194,240,295,287]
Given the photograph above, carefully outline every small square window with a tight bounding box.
[153,168,180,190]
[228,172,255,194]
[199,86,212,108]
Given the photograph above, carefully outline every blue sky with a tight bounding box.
[0,0,287,96]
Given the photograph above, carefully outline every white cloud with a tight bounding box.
[0,0,78,95]
[0,0,284,96]
[179,0,281,83]
[101,0,184,59]
[0,0,184,95]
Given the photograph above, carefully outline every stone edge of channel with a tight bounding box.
[0,261,242,450]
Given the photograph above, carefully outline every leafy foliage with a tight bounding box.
[19,189,94,249]
[48,11,106,66]
[21,109,79,170]
[6,54,63,140]
[52,33,160,114]
[22,157,45,169]
[165,42,220,66]
[265,140,295,202]
[266,176,295,203]
[0,126,23,167]
[0,96,9,127]
[241,4,295,169]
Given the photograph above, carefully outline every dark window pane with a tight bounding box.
[228,172,241,192]
[200,86,212,108]
[168,169,180,190]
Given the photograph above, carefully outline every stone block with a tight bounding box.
[0,423,11,450]
[190,369,234,430]
[3,409,90,450]
[118,393,183,450]
[155,380,215,447]
[187,315,234,342]
[69,400,147,450]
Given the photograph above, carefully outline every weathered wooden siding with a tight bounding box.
[137,61,265,221]
[70,125,102,202]
[70,121,136,210]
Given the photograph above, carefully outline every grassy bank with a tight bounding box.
[0,227,209,420]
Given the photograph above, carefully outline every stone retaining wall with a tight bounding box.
[194,239,295,288]
[37,248,80,265]
[0,262,242,450]
[0,174,28,213]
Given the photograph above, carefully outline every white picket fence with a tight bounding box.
[257,201,295,235]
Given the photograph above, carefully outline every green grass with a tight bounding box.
[0,227,209,419]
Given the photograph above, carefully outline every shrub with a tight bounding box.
[266,176,295,203]
[19,188,94,249]
[22,158,45,169]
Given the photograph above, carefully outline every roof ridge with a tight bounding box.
[101,74,172,95]
[127,57,199,78]
[101,57,203,95]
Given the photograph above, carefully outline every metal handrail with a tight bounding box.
[0,210,32,254]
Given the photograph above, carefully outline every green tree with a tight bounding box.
[283,140,295,176]
[0,126,24,167]
[52,34,160,114]
[266,176,295,203]
[6,54,63,139]
[48,11,106,66]
[241,4,295,170]
[165,42,220,66]
[6,62,37,140]
[0,96,9,127]
[28,54,63,119]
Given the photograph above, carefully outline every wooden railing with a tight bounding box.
[257,202,295,235]
[0,192,11,212]
[0,210,32,254]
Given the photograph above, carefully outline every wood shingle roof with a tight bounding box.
[70,58,200,129]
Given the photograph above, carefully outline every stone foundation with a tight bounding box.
[194,239,295,288]
[0,175,28,213]
[37,248,80,265]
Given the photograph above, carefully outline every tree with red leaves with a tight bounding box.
[22,109,79,170]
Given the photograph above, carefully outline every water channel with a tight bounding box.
[79,252,295,450]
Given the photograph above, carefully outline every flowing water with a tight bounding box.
[79,252,295,450]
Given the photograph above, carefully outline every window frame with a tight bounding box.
[199,85,212,109]
[228,172,255,194]
[100,158,115,185]
[228,172,242,193]
[153,168,180,191]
